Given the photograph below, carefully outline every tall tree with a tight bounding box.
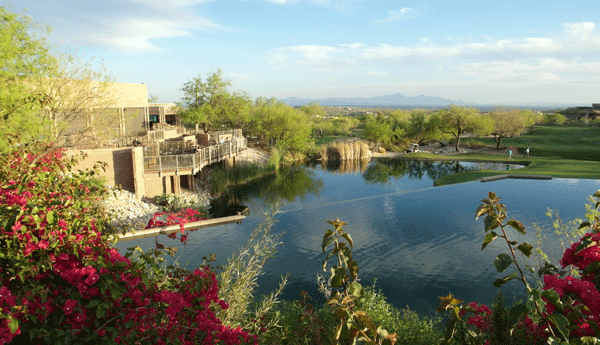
[179,69,250,132]
[488,108,533,149]
[0,7,57,151]
[248,98,312,153]
[0,7,120,151]
[438,105,491,151]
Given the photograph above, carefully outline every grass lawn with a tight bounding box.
[463,125,600,161]
[402,152,600,186]
[400,124,600,185]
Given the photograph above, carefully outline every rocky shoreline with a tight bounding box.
[103,148,270,231]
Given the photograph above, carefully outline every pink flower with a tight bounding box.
[63,299,78,315]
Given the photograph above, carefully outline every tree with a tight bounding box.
[407,109,446,145]
[299,102,326,117]
[248,98,312,153]
[488,109,533,149]
[148,94,159,103]
[0,7,57,151]
[363,111,406,148]
[437,105,491,151]
[0,7,120,151]
[179,69,251,132]
[32,54,120,147]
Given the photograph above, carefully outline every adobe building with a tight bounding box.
[65,81,246,200]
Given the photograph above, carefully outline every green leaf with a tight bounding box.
[548,313,570,340]
[579,221,592,229]
[349,259,358,282]
[583,261,600,277]
[86,300,101,308]
[572,337,600,345]
[508,304,528,326]
[322,234,335,252]
[8,316,18,334]
[493,272,518,288]
[517,243,534,258]
[484,215,499,231]
[331,267,346,288]
[541,289,564,312]
[507,219,526,234]
[494,254,513,272]
[481,231,498,250]
[349,282,363,298]
[475,204,488,220]
[341,232,353,248]
[46,210,55,224]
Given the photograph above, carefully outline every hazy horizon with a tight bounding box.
[8,1,600,105]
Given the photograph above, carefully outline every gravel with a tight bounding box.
[103,147,269,231]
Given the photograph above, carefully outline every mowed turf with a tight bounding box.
[466,125,600,161]
[404,125,600,185]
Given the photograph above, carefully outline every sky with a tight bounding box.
[6,1,600,105]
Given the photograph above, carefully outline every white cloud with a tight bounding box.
[563,22,595,38]
[285,45,337,61]
[375,7,415,24]
[82,15,224,51]
[339,43,364,49]
[129,0,216,9]
[266,0,296,4]
[537,72,559,81]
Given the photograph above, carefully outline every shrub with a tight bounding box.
[0,141,254,344]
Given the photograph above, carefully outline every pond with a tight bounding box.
[115,159,600,317]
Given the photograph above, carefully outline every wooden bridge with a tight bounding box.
[143,137,247,176]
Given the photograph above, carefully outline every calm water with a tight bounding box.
[115,159,600,316]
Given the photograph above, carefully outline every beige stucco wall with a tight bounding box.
[66,148,135,192]
[107,82,148,108]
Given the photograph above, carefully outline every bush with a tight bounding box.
[0,142,254,344]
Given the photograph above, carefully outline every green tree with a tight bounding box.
[437,104,491,151]
[0,7,117,151]
[248,98,312,153]
[299,102,326,117]
[0,7,57,151]
[489,109,533,149]
[179,69,251,132]
[363,111,406,147]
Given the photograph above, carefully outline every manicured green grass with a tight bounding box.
[463,125,600,161]
[401,152,600,186]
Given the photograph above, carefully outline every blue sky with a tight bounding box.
[7,1,600,105]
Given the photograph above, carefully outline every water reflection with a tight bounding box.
[116,159,600,318]
[209,165,325,217]
[363,159,524,185]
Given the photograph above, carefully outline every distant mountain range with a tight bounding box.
[281,93,577,109]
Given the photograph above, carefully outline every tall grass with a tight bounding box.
[217,211,288,335]
[319,139,372,161]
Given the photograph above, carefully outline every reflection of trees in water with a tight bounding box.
[209,166,324,217]
[319,159,371,174]
[362,159,509,185]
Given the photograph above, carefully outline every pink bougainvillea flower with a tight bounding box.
[63,299,77,315]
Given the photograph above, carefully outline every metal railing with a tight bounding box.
[143,137,247,173]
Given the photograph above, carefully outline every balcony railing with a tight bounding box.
[143,137,247,173]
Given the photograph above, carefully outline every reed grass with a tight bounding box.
[319,139,372,161]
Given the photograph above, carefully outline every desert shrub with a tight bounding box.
[359,284,444,345]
